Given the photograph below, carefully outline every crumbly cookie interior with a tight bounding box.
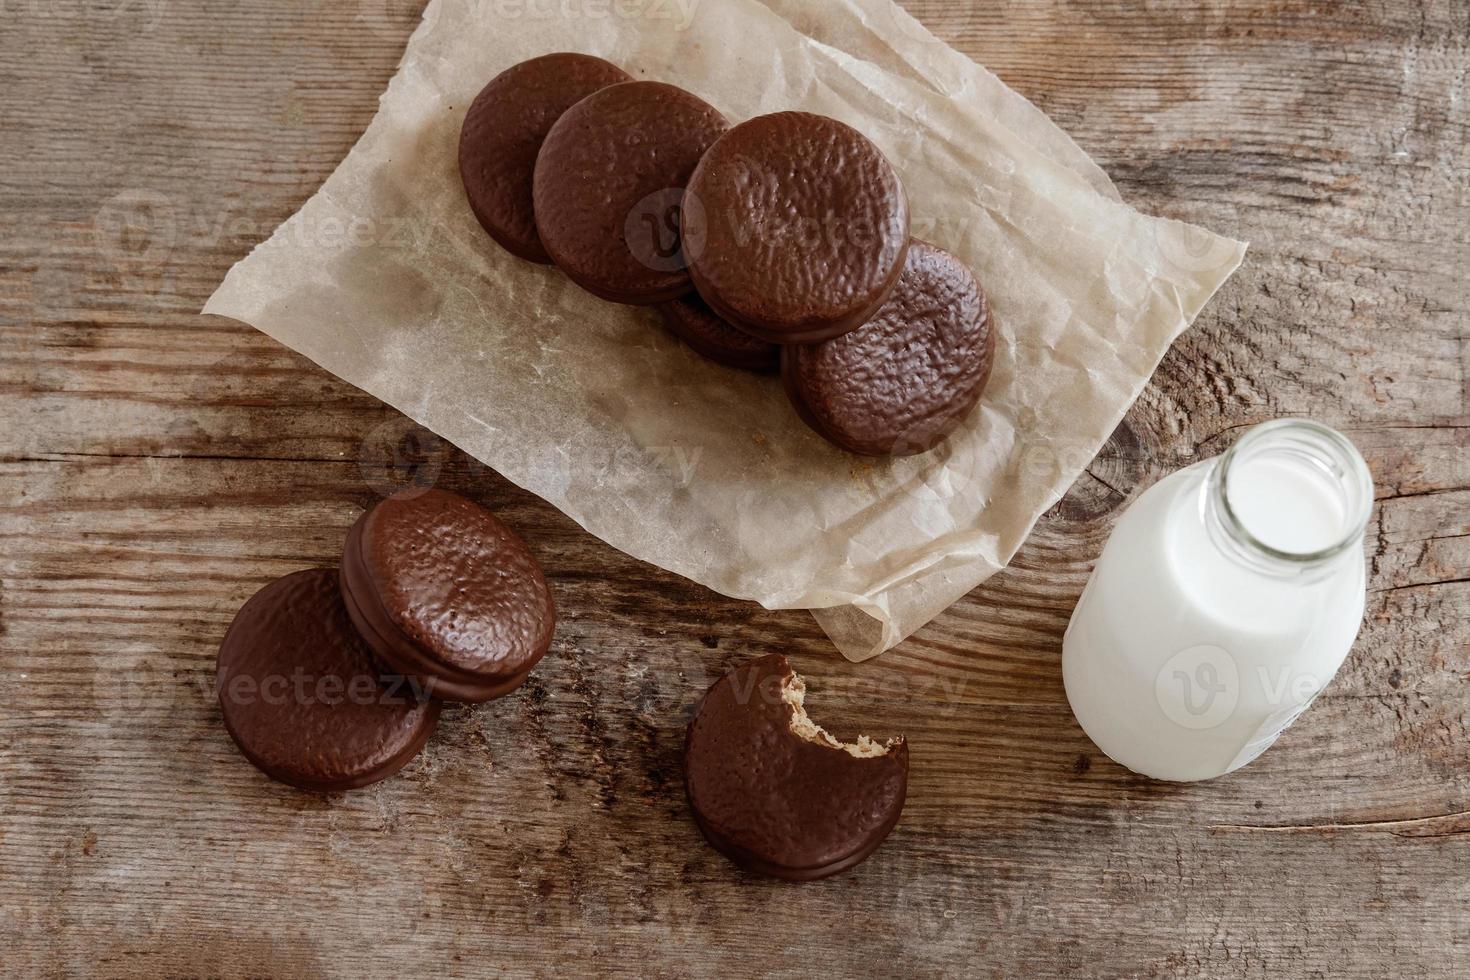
[780,671,898,759]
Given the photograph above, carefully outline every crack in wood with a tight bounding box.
[1211,810,1470,839]
[1370,576,1470,595]
[1,451,357,467]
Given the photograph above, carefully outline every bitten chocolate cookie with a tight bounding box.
[683,111,910,343]
[459,53,631,263]
[656,294,779,372]
[533,80,728,304]
[684,654,908,881]
[217,568,440,792]
[783,239,995,457]
[340,489,556,703]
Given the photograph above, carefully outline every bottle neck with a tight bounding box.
[1201,419,1373,581]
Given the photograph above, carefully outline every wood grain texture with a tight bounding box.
[2,0,1467,976]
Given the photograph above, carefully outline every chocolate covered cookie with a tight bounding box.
[683,111,910,343]
[783,240,995,457]
[340,489,555,703]
[656,294,779,372]
[684,654,908,881]
[459,53,632,263]
[217,568,440,792]
[533,80,728,304]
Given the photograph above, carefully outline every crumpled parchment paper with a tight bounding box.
[204,0,1246,661]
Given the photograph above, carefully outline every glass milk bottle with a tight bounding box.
[1062,419,1374,781]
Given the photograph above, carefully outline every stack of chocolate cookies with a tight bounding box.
[459,53,996,458]
[216,489,555,791]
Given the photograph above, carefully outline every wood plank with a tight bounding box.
[1,0,1466,976]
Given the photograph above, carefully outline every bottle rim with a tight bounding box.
[1209,418,1374,568]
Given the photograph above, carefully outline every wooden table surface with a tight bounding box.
[3,1,1467,976]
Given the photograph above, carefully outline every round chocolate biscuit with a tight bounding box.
[783,239,995,457]
[340,488,555,703]
[684,654,909,881]
[459,53,632,263]
[532,80,729,304]
[656,294,779,372]
[217,568,440,792]
[683,111,910,343]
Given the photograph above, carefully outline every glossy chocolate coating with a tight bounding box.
[340,489,555,703]
[533,80,728,304]
[216,568,440,792]
[684,111,910,343]
[656,294,779,372]
[783,240,995,457]
[458,53,631,263]
[684,654,908,881]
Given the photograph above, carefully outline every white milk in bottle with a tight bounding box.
[1062,419,1374,781]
